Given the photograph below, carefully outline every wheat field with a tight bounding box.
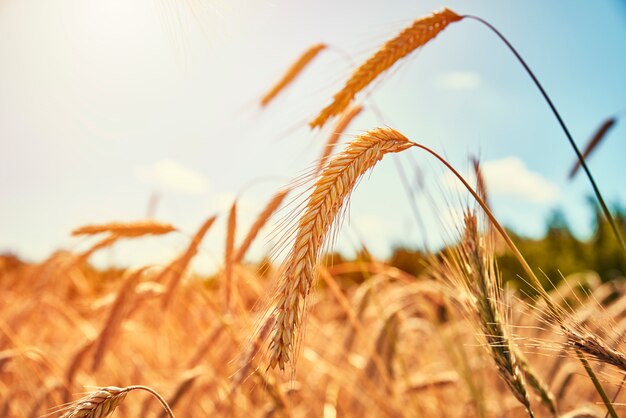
[2,5,626,418]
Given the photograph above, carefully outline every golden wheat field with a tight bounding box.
[2,3,626,418]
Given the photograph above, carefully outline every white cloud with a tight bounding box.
[436,71,482,90]
[135,159,209,195]
[482,157,559,203]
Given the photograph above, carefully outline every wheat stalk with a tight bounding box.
[72,235,119,266]
[90,268,146,372]
[234,190,289,264]
[155,370,202,418]
[261,43,327,106]
[162,215,217,308]
[72,221,176,237]
[63,338,96,403]
[364,312,400,384]
[405,136,617,417]
[267,127,413,371]
[310,8,462,128]
[224,202,237,311]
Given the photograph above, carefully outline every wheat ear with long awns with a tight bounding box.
[268,127,414,371]
[59,385,174,418]
[310,8,462,128]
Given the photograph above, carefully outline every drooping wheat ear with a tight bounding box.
[59,385,174,418]
[234,190,289,263]
[59,386,128,418]
[568,117,617,179]
[261,43,327,106]
[310,8,462,128]
[72,221,176,237]
[268,127,414,371]
[456,211,535,417]
[566,326,626,373]
[317,105,363,174]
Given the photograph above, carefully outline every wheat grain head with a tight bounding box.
[59,386,128,418]
[267,127,413,371]
[72,221,176,237]
[261,43,327,106]
[310,8,462,128]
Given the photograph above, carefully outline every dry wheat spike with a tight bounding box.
[456,212,536,416]
[59,385,173,418]
[568,117,617,179]
[261,43,327,106]
[566,326,626,373]
[310,8,462,128]
[71,221,176,237]
[268,127,414,371]
[59,386,128,418]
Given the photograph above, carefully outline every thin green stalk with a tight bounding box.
[463,15,626,257]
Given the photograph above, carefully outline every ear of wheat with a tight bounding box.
[435,211,537,417]
[59,386,128,418]
[267,127,414,371]
[59,385,174,418]
[565,326,626,373]
[465,213,536,416]
[568,117,617,179]
[261,43,327,106]
[72,221,176,237]
[310,8,462,128]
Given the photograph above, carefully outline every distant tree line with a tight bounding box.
[322,202,626,295]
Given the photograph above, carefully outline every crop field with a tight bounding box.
[1,3,626,418]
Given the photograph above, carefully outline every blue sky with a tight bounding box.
[1,0,625,273]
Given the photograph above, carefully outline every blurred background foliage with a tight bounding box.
[318,200,626,297]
